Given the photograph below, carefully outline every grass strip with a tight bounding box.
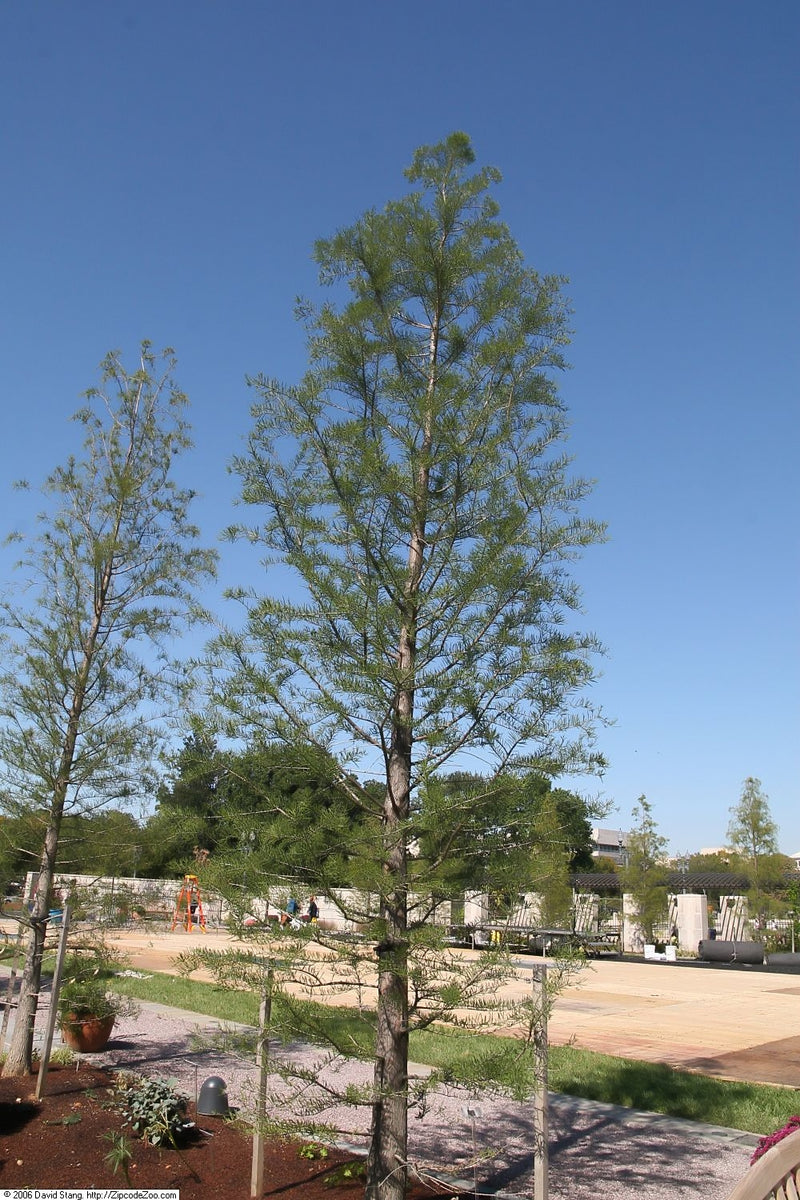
[109,970,800,1135]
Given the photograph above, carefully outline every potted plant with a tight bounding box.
[56,942,137,1053]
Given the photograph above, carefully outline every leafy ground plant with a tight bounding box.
[48,1046,77,1067]
[324,1161,366,1187]
[299,1143,330,1161]
[114,1072,195,1147]
[102,1130,134,1185]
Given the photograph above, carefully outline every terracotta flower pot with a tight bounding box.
[60,1013,115,1053]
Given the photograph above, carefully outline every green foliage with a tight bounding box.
[324,1161,366,1187]
[728,777,779,862]
[590,855,620,873]
[57,938,138,1026]
[1,807,148,888]
[621,795,669,941]
[220,132,604,779]
[142,732,223,875]
[728,777,780,921]
[142,735,364,887]
[0,342,217,819]
[210,132,604,1194]
[114,1073,193,1147]
[298,1142,330,1160]
[59,977,118,1025]
[47,1045,77,1067]
[415,771,595,899]
[102,1131,134,1186]
[60,810,145,878]
[0,810,46,892]
[0,342,216,1076]
[687,850,739,873]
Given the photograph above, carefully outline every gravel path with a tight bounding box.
[71,1001,754,1198]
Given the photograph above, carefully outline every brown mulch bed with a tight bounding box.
[0,1066,465,1199]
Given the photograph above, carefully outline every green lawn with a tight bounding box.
[109,969,800,1135]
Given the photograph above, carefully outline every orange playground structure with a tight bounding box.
[171,873,207,932]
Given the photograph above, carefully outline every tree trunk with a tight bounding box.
[365,748,410,1200]
[2,799,65,1075]
[365,298,437,1200]
[365,492,425,1200]
[365,513,427,1199]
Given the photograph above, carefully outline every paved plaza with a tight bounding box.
[3,918,798,1087]
[97,926,800,1088]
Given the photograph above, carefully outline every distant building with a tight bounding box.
[789,851,800,871]
[590,827,629,866]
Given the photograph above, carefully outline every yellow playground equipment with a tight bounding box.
[171,874,206,932]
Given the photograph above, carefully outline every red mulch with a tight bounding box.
[0,1066,464,1199]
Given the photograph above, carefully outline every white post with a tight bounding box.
[464,891,489,926]
[622,893,645,953]
[36,903,71,1100]
[250,965,272,1199]
[532,963,548,1200]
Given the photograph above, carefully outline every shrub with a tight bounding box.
[57,941,137,1028]
[114,1073,195,1147]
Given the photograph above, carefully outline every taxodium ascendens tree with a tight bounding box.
[220,133,604,1200]
[0,344,217,1076]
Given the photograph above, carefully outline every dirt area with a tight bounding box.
[0,1065,464,1199]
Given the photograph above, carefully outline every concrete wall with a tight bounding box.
[26,871,230,924]
[28,874,453,935]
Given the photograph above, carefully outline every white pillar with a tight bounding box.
[464,891,489,926]
[622,893,645,953]
[676,893,709,952]
[519,893,544,925]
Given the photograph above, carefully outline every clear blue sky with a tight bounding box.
[1,2,797,854]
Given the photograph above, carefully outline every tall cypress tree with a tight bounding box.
[221,133,604,1200]
[0,344,216,1076]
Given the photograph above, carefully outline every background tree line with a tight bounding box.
[2,735,596,903]
[4,755,792,918]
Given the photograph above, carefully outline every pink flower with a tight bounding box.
[751,1116,800,1164]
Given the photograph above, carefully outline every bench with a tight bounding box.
[726,1128,800,1200]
